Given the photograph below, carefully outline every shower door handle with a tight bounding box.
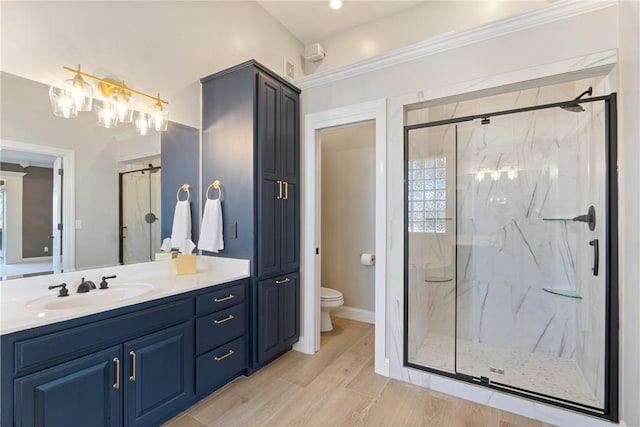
[589,239,599,276]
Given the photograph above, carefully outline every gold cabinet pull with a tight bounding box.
[277,181,283,200]
[129,351,136,382]
[214,294,234,303]
[284,181,289,200]
[214,314,235,324]
[214,349,234,361]
[275,277,290,284]
[113,357,120,389]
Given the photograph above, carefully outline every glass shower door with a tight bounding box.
[455,101,607,409]
[120,168,161,264]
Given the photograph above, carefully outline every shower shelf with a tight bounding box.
[425,276,453,283]
[542,288,582,299]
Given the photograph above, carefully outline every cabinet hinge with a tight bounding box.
[58,168,63,176]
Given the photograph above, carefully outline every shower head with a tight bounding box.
[560,86,593,112]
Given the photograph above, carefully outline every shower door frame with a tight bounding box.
[118,165,162,264]
[403,94,618,421]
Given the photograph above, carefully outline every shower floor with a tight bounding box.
[412,333,601,408]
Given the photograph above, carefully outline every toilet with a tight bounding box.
[320,287,344,332]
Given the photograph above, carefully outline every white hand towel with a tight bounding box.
[198,198,224,253]
[171,200,191,249]
[160,238,172,252]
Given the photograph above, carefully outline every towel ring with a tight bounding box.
[177,184,190,202]
[206,180,222,200]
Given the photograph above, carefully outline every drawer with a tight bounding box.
[14,299,192,374]
[195,280,246,315]
[196,304,245,355]
[196,336,246,395]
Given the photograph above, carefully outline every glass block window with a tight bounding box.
[408,157,447,233]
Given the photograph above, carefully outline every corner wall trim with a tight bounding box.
[294,0,617,90]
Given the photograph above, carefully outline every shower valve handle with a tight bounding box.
[572,205,596,231]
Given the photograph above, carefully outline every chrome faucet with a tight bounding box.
[77,277,96,293]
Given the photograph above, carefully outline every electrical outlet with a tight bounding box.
[44,246,49,253]
[228,222,237,239]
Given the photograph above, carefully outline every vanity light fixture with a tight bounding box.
[49,65,169,135]
[329,0,343,10]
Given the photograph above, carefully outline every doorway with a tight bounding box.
[0,147,69,278]
[0,140,75,278]
[302,99,387,376]
[319,123,376,326]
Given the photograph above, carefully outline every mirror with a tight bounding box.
[0,72,199,279]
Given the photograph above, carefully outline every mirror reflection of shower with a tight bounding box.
[119,161,161,264]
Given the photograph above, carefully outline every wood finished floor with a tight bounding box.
[164,317,553,427]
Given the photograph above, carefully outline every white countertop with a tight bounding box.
[0,256,250,335]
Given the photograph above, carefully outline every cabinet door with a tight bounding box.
[124,322,194,427]
[279,272,300,345]
[257,72,283,278]
[257,278,281,363]
[280,86,300,274]
[14,346,122,427]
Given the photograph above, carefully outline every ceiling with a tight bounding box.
[257,1,426,45]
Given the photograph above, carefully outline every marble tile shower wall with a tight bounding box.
[406,78,609,403]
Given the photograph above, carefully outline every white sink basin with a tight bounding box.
[26,283,155,311]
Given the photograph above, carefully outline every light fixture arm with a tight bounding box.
[62,65,168,105]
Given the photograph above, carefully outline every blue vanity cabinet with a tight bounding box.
[194,281,247,395]
[256,72,300,279]
[257,272,299,364]
[201,60,300,371]
[123,322,194,427]
[14,346,122,427]
[3,278,249,427]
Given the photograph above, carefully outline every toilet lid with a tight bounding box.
[321,287,343,300]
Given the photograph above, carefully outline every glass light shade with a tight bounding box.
[507,168,518,180]
[49,86,78,118]
[62,75,93,111]
[135,111,151,136]
[148,101,168,131]
[112,93,134,123]
[95,100,118,128]
[475,171,485,182]
[329,0,343,10]
[491,170,501,181]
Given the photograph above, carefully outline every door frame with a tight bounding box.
[299,99,388,376]
[0,139,75,272]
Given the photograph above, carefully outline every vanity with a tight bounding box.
[0,256,250,427]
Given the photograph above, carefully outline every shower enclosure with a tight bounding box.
[404,85,618,420]
[119,165,162,264]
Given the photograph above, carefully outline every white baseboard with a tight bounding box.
[333,306,375,324]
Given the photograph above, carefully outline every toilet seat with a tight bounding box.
[321,287,343,300]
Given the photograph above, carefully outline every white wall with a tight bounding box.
[306,1,547,74]
[320,123,376,312]
[617,1,640,425]
[298,3,640,425]
[0,1,305,127]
